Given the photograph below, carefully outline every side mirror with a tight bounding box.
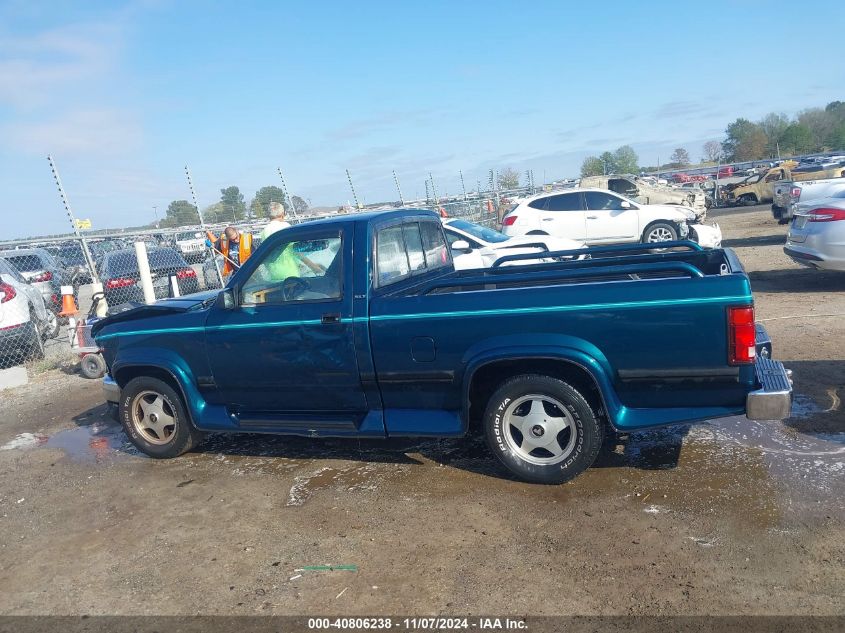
[620,201,632,209]
[451,240,472,252]
[219,287,236,310]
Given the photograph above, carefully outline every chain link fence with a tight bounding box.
[0,200,506,373]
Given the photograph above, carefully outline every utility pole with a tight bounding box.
[153,205,158,221]
[424,179,431,205]
[345,169,362,210]
[47,154,99,284]
[429,172,438,205]
[393,170,405,206]
[276,168,299,222]
[185,165,223,286]
[459,170,468,201]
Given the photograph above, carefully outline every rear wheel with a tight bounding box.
[40,309,60,340]
[483,374,604,484]
[119,376,203,458]
[739,194,757,206]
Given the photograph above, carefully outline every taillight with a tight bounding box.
[790,186,801,199]
[807,208,845,222]
[176,268,196,279]
[32,271,53,282]
[502,215,518,227]
[0,281,17,303]
[105,277,135,289]
[728,306,755,365]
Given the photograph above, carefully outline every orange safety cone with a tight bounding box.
[58,285,78,317]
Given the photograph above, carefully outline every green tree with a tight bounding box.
[220,186,246,221]
[497,167,520,190]
[759,112,790,155]
[599,151,616,174]
[797,108,836,151]
[779,124,814,155]
[161,200,200,227]
[581,156,604,177]
[612,145,639,173]
[829,122,845,151]
[722,118,768,161]
[249,186,286,219]
[669,147,690,166]
[202,202,232,224]
[291,195,309,215]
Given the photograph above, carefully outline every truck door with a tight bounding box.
[203,226,369,417]
[584,191,639,243]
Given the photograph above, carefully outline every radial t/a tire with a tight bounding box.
[119,376,203,458]
[483,374,604,484]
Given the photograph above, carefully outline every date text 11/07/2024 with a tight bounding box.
[307,617,527,630]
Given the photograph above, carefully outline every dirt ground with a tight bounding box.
[0,205,842,617]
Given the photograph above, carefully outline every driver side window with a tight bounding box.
[240,235,342,305]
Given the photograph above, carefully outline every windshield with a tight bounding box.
[106,249,187,276]
[176,232,202,241]
[447,219,510,243]
[2,253,46,272]
[58,246,86,266]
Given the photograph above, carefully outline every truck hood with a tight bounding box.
[91,289,218,338]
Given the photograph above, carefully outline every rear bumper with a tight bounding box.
[746,357,793,421]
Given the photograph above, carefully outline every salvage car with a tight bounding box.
[100,247,200,306]
[500,189,721,248]
[443,218,584,269]
[0,248,66,316]
[93,209,790,484]
[579,175,706,216]
[784,191,845,271]
[725,164,845,207]
[772,177,845,224]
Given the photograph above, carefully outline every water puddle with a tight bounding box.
[286,464,386,506]
[1,423,131,463]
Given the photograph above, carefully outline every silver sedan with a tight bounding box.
[784,191,845,271]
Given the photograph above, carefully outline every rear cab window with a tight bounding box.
[375,219,450,288]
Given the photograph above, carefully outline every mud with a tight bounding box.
[0,206,842,616]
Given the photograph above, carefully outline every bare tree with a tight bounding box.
[702,141,722,163]
[497,168,520,190]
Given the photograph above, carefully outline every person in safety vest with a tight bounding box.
[207,226,252,276]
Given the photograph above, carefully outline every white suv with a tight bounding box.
[501,188,721,248]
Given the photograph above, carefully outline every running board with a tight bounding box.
[233,412,362,431]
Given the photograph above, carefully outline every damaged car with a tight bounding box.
[501,188,721,248]
[579,174,707,218]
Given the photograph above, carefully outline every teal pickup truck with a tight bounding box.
[93,209,792,484]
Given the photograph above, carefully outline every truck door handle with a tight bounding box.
[587,215,598,219]
[321,313,341,324]
[542,218,554,221]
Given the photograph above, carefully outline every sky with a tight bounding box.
[1,0,843,238]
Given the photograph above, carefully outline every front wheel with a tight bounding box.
[119,376,204,458]
[642,221,679,244]
[483,374,604,484]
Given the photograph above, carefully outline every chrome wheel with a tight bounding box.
[647,227,674,242]
[130,390,177,445]
[502,394,576,466]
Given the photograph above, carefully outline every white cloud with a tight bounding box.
[4,109,143,157]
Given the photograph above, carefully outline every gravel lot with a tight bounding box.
[0,205,842,616]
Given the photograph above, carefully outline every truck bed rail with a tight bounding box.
[490,240,703,268]
[419,261,705,295]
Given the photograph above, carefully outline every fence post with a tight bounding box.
[134,242,156,304]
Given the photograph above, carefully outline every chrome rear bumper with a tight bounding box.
[746,357,793,421]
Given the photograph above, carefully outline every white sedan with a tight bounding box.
[501,188,721,248]
[443,218,584,269]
